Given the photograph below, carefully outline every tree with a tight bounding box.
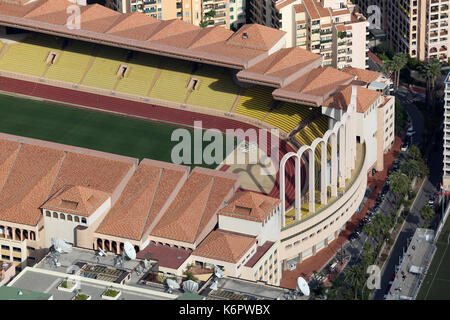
[420,205,435,222]
[391,53,409,92]
[199,10,216,28]
[408,145,422,160]
[400,159,421,180]
[419,58,441,111]
[344,265,366,300]
[388,171,410,201]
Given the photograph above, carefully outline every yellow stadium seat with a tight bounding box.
[82,46,126,90]
[235,86,273,120]
[46,40,95,84]
[0,34,61,77]
[264,103,314,134]
[115,52,160,96]
[186,65,238,112]
[149,58,192,103]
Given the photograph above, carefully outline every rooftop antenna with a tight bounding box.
[166,278,180,294]
[296,277,310,296]
[123,242,136,260]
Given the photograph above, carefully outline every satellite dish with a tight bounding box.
[51,238,72,253]
[209,280,218,291]
[214,266,225,279]
[167,279,180,291]
[296,277,310,296]
[2,263,8,268]
[98,248,106,257]
[143,259,150,268]
[183,280,199,293]
[123,242,136,260]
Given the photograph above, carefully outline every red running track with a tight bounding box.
[0,75,305,207]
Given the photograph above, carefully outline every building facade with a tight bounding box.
[248,0,369,69]
[444,72,450,189]
[359,0,449,62]
[107,0,246,29]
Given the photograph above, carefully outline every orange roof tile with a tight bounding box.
[96,160,188,241]
[151,168,238,244]
[219,191,280,223]
[192,230,256,264]
[324,85,382,113]
[226,24,286,51]
[342,67,381,85]
[41,185,109,217]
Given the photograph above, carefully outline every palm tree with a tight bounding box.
[344,265,366,300]
[392,53,409,92]
[419,58,441,111]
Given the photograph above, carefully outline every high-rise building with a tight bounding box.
[443,72,450,190]
[358,0,449,62]
[248,0,370,69]
[105,0,246,30]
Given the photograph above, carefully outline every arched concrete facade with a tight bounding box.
[280,86,358,227]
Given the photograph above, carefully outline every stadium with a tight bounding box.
[0,0,395,287]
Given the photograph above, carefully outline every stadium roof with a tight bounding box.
[236,47,322,88]
[0,0,286,69]
[96,159,189,241]
[219,191,281,223]
[272,67,355,106]
[342,67,382,86]
[0,133,136,226]
[323,84,382,113]
[192,229,256,264]
[150,168,239,244]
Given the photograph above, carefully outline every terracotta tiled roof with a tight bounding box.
[0,143,64,226]
[245,241,275,267]
[0,0,285,69]
[151,168,238,244]
[273,67,354,106]
[192,229,256,264]
[324,84,382,113]
[342,67,381,85]
[219,191,280,223]
[41,185,109,217]
[96,160,188,241]
[226,24,286,51]
[135,243,191,270]
[0,135,136,226]
[237,47,322,87]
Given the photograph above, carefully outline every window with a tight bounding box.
[67,215,73,222]
[1,245,9,250]
[13,247,21,252]
[81,218,87,224]
[45,211,51,217]
[74,216,80,223]
[13,257,21,262]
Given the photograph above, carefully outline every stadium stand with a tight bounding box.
[186,64,239,112]
[0,34,61,77]
[115,52,161,96]
[45,40,95,84]
[235,86,273,120]
[82,46,126,90]
[264,103,315,134]
[149,58,192,103]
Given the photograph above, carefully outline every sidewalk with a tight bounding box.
[280,136,403,289]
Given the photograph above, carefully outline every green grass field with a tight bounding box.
[0,93,238,168]
[416,215,450,300]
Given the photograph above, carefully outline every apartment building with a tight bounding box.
[109,0,246,29]
[248,0,369,69]
[359,0,449,62]
[443,72,450,189]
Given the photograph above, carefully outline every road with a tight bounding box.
[372,91,443,299]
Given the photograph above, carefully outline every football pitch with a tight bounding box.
[416,216,450,300]
[0,93,237,168]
